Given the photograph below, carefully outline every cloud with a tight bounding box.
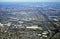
[0,0,60,2]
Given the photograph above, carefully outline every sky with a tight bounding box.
[0,0,60,2]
